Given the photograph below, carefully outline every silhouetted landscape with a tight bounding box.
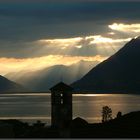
[1,110,140,138]
[0,0,140,138]
[72,37,140,93]
[2,37,140,94]
[0,75,26,93]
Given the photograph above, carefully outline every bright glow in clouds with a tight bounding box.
[109,23,140,33]
[41,37,83,44]
[39,35,131,48]
[88,35,131,44]
[36,35,131,59]
[0,23,137,75]
[39,37,83,48]
[0,55,107,75]
[108,32,115,35]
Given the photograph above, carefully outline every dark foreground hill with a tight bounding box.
[0,75,25,93]
[72,37,140,93]
[0,111,140,138]
[70,111,140,138]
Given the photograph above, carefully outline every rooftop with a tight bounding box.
[50,82,73,92]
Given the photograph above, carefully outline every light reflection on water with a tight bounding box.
[0,93,139,125]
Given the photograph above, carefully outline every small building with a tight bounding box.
[50,82,73,129]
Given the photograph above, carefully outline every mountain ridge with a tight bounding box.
[72,37,140,93]
[0,75,26,93]
[5,60,98,92]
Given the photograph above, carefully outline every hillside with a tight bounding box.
[70,111,140,138]
[72,37,140,93]
[0,75,25,93]
[6,60,98,92]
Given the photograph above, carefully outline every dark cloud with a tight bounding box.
[0,36,126,58]
[0,1,139,41]
[0,0,139,3]
[0,1,139,58]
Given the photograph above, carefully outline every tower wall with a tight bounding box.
[51,90,72,128]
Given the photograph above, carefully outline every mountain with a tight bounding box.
[5,60,98,92]
[0,75,25,93]
[72,37,140,93]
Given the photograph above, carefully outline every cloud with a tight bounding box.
[0,1,139,41]
[0,0,139,3]
[0,1,139,75]
[0,35,131,59]
[0,55,107,75]
[85,35,131,44]
[109,23,140,33]
[0,27,133,75]
[35,35,131,57]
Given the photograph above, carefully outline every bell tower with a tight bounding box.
[50,82,73,129]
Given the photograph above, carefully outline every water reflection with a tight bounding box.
[0,93,139,125]
[73,94,140,123]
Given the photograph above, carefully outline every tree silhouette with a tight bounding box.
[102,106,112,122]
[116,111,122,118]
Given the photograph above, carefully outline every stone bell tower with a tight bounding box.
[50,82,73,129]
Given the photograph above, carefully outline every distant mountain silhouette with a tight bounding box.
[0,75,25,93]
[6,60,98,92]
[72,37,140,93]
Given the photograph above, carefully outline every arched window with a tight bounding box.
[61,93,63,104]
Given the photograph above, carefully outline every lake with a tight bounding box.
[0,93,140,125]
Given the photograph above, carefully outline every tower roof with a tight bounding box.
[50,82,73,92]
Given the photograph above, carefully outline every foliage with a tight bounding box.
[102,106,112,122]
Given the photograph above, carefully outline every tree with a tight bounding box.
[102,106,112,123]
[116,111,122,118]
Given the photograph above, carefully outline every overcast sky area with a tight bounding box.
[0,0,140,75]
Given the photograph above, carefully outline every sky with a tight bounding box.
[0,0,140,75]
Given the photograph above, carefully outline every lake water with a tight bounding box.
[0,93,140,125]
